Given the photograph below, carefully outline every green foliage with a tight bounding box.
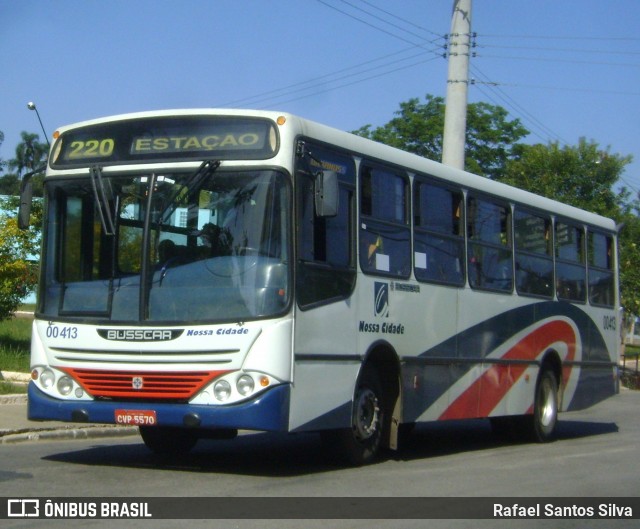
[0,316,31,373]
[501,139,631,216]
[618,210,640,317]
[0,131,47,196]
[353,94,529,179]
[0,196,42,320]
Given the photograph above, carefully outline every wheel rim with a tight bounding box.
[352,388,380,441]
[539,376,557,429]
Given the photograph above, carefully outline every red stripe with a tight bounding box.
[439,320,576,420]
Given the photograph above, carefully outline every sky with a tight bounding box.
[1,0,639,195]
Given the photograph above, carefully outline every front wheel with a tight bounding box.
[322,367,385,466]
[139,426,198,456]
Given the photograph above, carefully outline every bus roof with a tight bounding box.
[51,108,617,233]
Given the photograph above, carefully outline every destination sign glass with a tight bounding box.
[51,115,279,167]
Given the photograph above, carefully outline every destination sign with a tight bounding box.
[51,115,278,167]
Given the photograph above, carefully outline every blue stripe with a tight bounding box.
[28,382,290,432]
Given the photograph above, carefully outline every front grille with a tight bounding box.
[61,368,229,400]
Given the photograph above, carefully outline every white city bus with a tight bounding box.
[20,109,619,464]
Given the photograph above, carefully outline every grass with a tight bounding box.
[0,381,27,394]
[623,344,640,356]
[0,316,31,373]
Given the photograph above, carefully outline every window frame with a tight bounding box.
[466,193,514,294]
[554,218,587,304]
[513,207,554,299]
[358,162,411,279]
[412,175,465,287]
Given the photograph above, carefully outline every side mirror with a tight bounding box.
[18,174,34,230]
[17,164,45,230]
[314,170,339,218]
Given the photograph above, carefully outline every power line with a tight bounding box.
[315,0,445,51]
[479,33,640,42]
[337,0,440,44]
[218,45,442,108]
[481,43,640,57]
[485,82,640,98]
[470,65,570,145]
[249,55,443,109]
[358,0,443,39]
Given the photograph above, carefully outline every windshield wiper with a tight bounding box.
[90,165,115,236]
[159,159,220,225]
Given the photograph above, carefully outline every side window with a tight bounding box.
[359,165,410,278]
[555,221,586,302]
[296,141,356,308]
[514,209,553,298]
[467,196,513,292]
[588,230,615,307]
[413,179,464,286]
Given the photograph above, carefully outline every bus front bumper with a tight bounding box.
[27,382,290,432]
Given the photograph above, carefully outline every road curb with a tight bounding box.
[0,370,30,384]
[0,425,139,444]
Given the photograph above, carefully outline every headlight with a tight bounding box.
[57,376,73,396]
[213,380,232,401]
[40,369,55,389]
[236,375,255,396]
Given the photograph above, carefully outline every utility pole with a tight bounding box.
[442,0,472,170]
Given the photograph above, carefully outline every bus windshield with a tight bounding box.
[40,169,290,323]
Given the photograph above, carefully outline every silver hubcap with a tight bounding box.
[353,388,379,441]
[539,377,557,428]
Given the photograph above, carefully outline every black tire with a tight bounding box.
[139,426,198,456]
[322,367,385,466]
[491,369,559,443]
[525,368,559,443]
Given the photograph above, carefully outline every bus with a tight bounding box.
[19,109,619,465]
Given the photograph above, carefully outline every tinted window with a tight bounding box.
[514,209,553,298]
[467,196,513,292]
[359,165,410,278]
[413,180,464,286]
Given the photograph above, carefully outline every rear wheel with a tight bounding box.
[491,368,559,443]
[322,367,385,466]
[528,368,559,442]
[139,426,198,456]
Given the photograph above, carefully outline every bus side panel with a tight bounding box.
[562,304,618,411]
[289,299,359,432]
[401,299,617,423]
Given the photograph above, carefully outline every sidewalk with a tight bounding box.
[0,373,138,444]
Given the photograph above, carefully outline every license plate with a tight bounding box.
[115,409,157,426]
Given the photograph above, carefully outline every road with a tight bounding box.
[1,389,638,529]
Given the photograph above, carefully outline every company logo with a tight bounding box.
[97,329,183,342]
[374,282,389,318]
[8,499,40,518]
[132,377,144,390]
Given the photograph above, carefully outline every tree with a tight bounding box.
[8,131,48,177]
[353,94,529,179]
[0,132,47,197]
[616,199,640,319]
[500,139,630,216]
[0,130,5,176]
[0,196,42,319]
[0,131,47,319]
